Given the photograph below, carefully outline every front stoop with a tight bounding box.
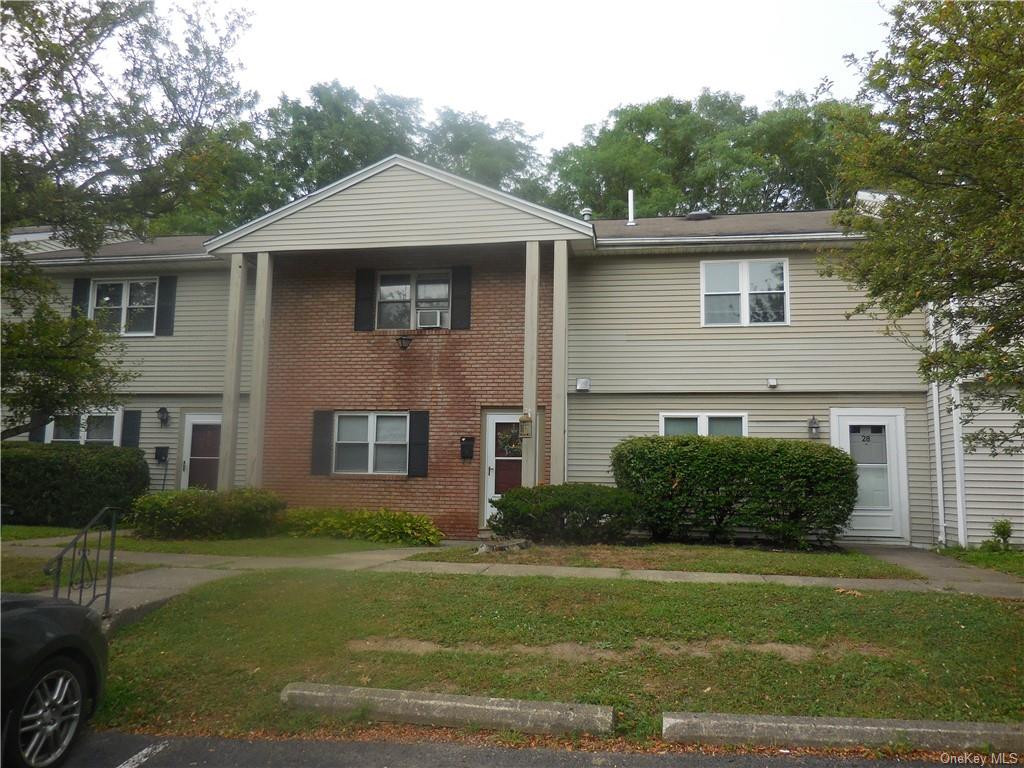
[662,711,1024,751]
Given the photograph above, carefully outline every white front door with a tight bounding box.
[831,408,909,540]
[182,413,222,489]
[483,413,523,524]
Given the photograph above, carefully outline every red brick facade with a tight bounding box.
[263,243,553,539]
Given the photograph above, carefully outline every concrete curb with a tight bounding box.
[281,683,615,735]
[662,711,1024,751]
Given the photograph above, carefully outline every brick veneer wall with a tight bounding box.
[263,244,553,539]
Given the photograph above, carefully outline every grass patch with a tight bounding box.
[1,555,154,593]
[938,547,1024,578]
[108,535,409,557]
[1,524,79,542]
[408,543,922,579]
[96,569,1023,742]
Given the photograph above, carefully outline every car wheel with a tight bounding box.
[7,656,89,768]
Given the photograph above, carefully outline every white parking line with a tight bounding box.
[114,741,169,768]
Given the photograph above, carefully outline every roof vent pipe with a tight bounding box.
[627,190,636,226]
[580,207,593,222]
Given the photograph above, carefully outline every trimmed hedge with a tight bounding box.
[489,483,638,544]
[277,507,443,546]
[611,435,858,547]
[1,443,150,527]
[131,487,285,539]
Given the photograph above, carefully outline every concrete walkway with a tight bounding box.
[5,539,1020,632]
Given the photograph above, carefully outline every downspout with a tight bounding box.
[928,310,947,545]
[950,381,969,546]
[947,301,969,546]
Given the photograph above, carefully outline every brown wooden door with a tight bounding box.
[183,416,221,489]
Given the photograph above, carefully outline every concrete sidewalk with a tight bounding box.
[6,539,1020,633]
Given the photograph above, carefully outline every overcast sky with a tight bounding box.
[232,0,892,154]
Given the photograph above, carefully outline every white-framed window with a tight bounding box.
[700,259,789,326]
[90,278,159,336]
[659,412,748,437]
[45,409,123,446]
[376,271,451,330]
[334,412,409,474]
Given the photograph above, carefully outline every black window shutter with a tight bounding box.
[155,276,177,336]
[354,270,375,331]
[71,279,91,318]
[121,410,142,447]
[311,410,335,475]
[407,411,429,477]
[450,266,471,330]
[28,425,46,442]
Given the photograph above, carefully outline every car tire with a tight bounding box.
[5,655,89,768]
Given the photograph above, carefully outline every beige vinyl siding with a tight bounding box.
[215,165,588,253]
[963,411,1024,546]
[567,391,936,546]
[127,395,249,491]
[568,251,926,393]
[53,267,254,394]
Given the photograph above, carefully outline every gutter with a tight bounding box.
[594,232,862,248]
[3,252,221,267]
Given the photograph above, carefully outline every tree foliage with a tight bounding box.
[547,89,862,219]
[831,0,1024,453]
[1,244,137,440]
[1,0,258,249]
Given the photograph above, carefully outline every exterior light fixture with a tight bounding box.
[807,416,821,438]
[396,335,413,350]
[156,407,170,427]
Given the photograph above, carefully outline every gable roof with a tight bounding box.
[205,155,592,254]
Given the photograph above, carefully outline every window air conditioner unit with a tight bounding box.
[417,309,442,329]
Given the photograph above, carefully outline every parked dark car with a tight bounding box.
[1,594,108,768]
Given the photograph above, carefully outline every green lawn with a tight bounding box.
[108,535,410,557]
[1,555,154,593]
[97,570,1023,742]
[938,547,1024,578]
[1,524,79,542]
[408,543,922,580]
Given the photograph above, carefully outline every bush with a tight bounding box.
[130,487,285,539]
[277,507,443,545]
[992,519,1013,549]
[611,435,858,547]
[488,483,638,544]
[1,443,150,527]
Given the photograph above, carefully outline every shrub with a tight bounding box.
[277,507,443,545]
[488,483,638,544]
[0,443,150,527]
[130,487,285,539]
[992,519,1013,550]
[611,435,858,547]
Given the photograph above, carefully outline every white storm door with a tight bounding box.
[832,409,909,540]
[182,413,222,489]
[483,413,523,524]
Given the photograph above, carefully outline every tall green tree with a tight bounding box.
[547,90,860,219]
[1,0,258,249]
[422,108,545,201]
[258,82,423,201]
[830,0,1024,454]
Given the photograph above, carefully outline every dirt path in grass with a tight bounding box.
[346,636,891,664]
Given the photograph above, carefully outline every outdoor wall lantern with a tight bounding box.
[807,416,821,438]
[396,335,413,350]
[518,412,533,439]
[156,406,170,427]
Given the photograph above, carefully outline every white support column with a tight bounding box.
[247,252,273,486]
[218,253,248,491]
[522,241,540,488]
[549,240,568,484]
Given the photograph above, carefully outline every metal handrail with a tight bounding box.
[43,506,119,616]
